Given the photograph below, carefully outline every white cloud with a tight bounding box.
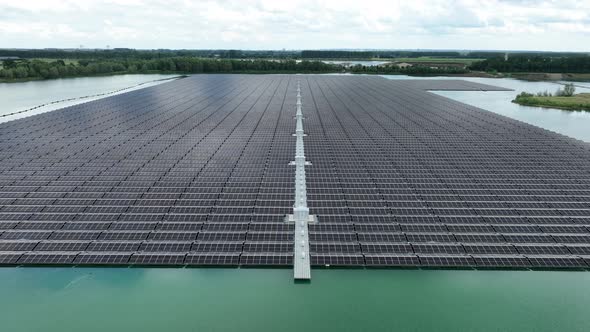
[0,0,588,51]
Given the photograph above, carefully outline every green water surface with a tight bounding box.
[1,268,589,332]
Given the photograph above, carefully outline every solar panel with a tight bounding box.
[243,242,293,253]
[1,231,52,240]
[472,255,531,268]
[0,240,38,251]
[565,245,590,255]
[310,254,365,266]
[0,252,24,265]
[1,74,589,270]
[463,244,518,255]
[361,243,413,254]
[35,241,90,251]
[309,242,361,253]
[364,255,420,267]
[129,253,186,266]
[412,244,465,254]
[185,253,240,266]
[514,244,571,255]
[191,241,243,253]
[240,253,293,266]
[87,241,141,252]
[526,256,587,269]
[418,254,476,267]
[99,231,149,241]
[139,242,192,252]
[18,252,78,265]
[74,253,132,265]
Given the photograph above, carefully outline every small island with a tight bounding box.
[512,83,590,111]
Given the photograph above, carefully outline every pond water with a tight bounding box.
[323,60,391,67]
[1,73,589,331]
[295,60,391,67]
[0,74,180,124]
[1,268,589,332]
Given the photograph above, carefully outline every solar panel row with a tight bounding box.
[3,250,586,269]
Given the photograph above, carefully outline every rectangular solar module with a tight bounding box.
[0,74,589,270]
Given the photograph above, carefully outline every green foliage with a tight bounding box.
[348,64,468,75]
[555,84,575,97]
[0,57,344,82]
[513,92,590,111]
[536,90,551,97]
[1,52,472,82]
[563,83,575,96]
[516,92,534,99]
[470,55,590,73]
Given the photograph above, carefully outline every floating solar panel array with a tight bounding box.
[394,79,513,92]
[0,74,589,270]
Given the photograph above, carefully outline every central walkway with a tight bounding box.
[289,81,314,280]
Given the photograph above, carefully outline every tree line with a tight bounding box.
[349,64,468,75]
[0,58,343,80]
[469,55,590,73]
[5,48,587,62]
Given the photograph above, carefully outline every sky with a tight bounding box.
[0,0,589,51]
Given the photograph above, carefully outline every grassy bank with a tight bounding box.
[512,93,590,111]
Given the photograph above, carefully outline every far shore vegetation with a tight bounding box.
[513,83,590,111]
[1,49,590,83]
[0,57,469,83]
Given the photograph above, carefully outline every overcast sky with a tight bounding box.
[0,0,589,51]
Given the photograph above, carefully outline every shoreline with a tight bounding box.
[512,100,590,112]
[3,69,590,84]
[512,93,590,112]
[0,70,514,84]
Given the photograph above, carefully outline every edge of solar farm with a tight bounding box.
[0,74,589,272]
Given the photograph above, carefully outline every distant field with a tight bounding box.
[0,58,78,69]
[389,57,483,65]
[564,73,590,81]
[32,58,79,65]
[513,93,590,111]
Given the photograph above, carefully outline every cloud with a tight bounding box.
[0,0,588,51]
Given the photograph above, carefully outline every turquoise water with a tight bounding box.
[2,74,590,331]
[1,268,590,332]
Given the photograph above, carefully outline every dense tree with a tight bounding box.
[1,53,476,82]
[1,57,346,81]
[349,64,468,75]
[469,55,590,73]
